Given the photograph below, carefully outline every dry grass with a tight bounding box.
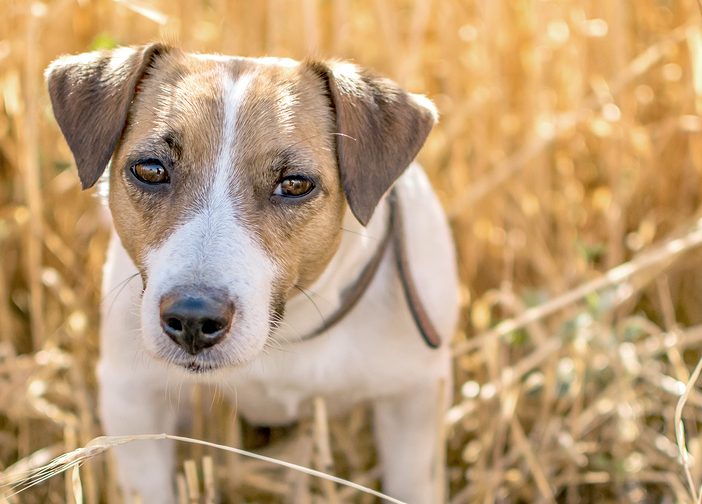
[2,0,702,502]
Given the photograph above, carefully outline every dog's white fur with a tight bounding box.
[100,164,456,504]
[51,51,458,504]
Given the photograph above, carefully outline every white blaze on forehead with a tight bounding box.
[270,84,297,136]
[139,68,277,367]
[209,71,254,204]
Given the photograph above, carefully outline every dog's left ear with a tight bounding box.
[307,61,438,226]
[45,43,169,189]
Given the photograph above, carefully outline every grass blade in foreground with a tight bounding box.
[0,433,406,504]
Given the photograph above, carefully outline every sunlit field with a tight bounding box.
[3,0,702,502]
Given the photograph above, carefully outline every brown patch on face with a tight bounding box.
[109,53,346,302]
[228,63,346,297]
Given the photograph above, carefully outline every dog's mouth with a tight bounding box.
[163,352,226,374]
[162,345,233,373]
[183,360,216,374]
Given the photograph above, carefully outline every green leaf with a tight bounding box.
[90,33,119,51]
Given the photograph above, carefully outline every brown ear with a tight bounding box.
[45,43,169,189]
[308,61,437,226]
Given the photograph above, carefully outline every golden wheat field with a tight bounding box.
[3,0,702,502]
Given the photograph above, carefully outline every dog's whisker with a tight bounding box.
[267,313,306,346]
[102,272,140,318]
[269,326,302,346]
[102,272,140,301]
[164,368,172,407]
[221,380,239,423]
[331,132,357,142]
[291,284,336,305]
[177,377,185,412]
[208,384,222,412]
[340,227,380,240]
[264,334,286,349]
[292,285,326,326]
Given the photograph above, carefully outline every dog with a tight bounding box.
[46,44,458,503]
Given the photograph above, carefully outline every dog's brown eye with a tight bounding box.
[275,176,315,198]
[131,161,170,185]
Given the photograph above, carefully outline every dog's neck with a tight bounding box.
[274,198,390,343]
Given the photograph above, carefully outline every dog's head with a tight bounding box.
[46,44,436,372]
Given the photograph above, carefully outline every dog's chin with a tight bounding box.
[177,359,220,375]
[142,327,270,375]
[154,349,247,375]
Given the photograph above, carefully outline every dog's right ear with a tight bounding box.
[45,43,169,189]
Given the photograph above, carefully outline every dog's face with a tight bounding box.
[109,53,346,371]
[46,45,436,372]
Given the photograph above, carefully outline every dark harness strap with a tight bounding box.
[390,191,443,348]
[300,188,442,348]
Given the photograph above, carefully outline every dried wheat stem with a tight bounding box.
[313,396,338,503]
[675,355,702,503]
[454,222,702,356]
[22,2,44,350]
[202,456,216,504]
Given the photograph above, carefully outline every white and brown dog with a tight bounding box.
[46,44,458,503]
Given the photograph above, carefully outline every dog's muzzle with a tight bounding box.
[159,288,234,355]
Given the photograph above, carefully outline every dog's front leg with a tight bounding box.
[99,366,178,504]
[373,379,447,504]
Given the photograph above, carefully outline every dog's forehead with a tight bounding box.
[130,51,331,156]
[147,53,315,116]
[193,53,299,68]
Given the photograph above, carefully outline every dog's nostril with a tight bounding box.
[201,319,224,335]
[166,317,183,332]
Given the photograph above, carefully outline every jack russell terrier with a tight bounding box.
[46,44,458,503]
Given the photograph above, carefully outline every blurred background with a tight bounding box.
[3,0,702,502]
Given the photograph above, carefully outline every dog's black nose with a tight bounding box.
[159,291,234,355]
